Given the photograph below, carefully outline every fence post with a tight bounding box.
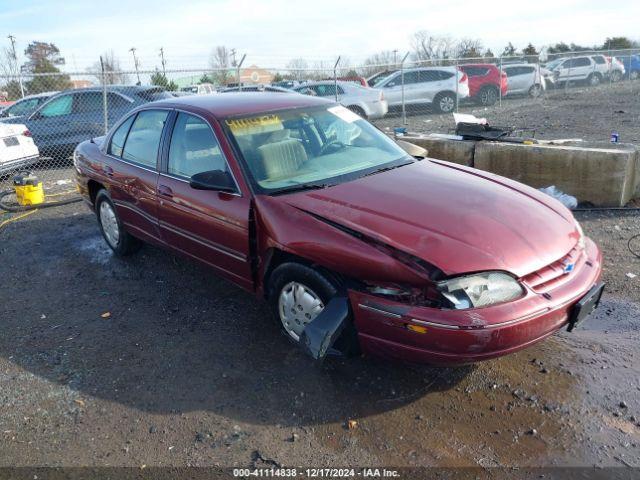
[333,56,341,102]
[100,56,108,135]
[455,57,459,112]
[498,57,503,107]
[400,51,410,126]
[237,54,246,91]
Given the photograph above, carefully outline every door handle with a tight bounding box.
[158,185,173,198]
[103,165,114,177]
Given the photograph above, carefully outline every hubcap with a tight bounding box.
[278,281,324,341]
[99,201,120,248]
[440,95,455,112]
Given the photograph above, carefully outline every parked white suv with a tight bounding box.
[550,56,601,86]
[293,81,388,119]
[503,64,546,97]
[373,67,469,113]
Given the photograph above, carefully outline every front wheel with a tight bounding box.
[95,189,141,256]
[268,263,337,343]
[433,92,456,113]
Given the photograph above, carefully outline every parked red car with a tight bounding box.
[459,64,508,106]
[74,93,603,365]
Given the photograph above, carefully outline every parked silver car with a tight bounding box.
[503,64,546,97]
[293,81,388,119]
[372,67,469,113]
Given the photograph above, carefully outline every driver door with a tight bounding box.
[157,111,253,290]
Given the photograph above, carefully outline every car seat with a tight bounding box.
[257,130,307,181]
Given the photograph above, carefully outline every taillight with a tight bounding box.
[459,72,468,83]
[22,129,32,137]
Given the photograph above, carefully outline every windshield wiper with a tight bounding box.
[272,183,332,195]
[361,161,413,178]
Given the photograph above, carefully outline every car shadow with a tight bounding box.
[0,210,471,426]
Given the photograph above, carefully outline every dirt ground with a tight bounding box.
[0,200,639,472]
[374,80,640,145]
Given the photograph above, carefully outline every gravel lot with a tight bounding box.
[0,204,638,471]
[374,80,640,145]
[0,81,639,473]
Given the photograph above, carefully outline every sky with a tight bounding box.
[1,0,639,73]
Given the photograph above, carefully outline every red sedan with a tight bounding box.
[74,93,603,365]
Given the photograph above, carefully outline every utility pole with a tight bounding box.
[230,48,237,67]
[7,35,25,98]
[159,47,166,76]
[129,47,141,85]
[393,49,398,68]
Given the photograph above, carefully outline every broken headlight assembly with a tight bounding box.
[365,283,442,307]
[436,272,524,310]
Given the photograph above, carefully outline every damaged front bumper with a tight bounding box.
[349,238,603,365]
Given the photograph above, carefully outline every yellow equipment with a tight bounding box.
[13,172,44,206]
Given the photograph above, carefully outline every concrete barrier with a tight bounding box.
[474,142,638,207]
[402,135,475,167]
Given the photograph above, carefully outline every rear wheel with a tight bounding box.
[631,70,639,80]
[95,189,141,256]
[528,84,543,98]
[346,105,367,119]
[611,70,623,82]
[433,92,456,113]
[587,73,601,86]
[477,86,498,106]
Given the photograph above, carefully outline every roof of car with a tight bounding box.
[150,92,334,118]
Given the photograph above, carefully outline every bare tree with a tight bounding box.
[209,46,232,85]
[455,38,484,60]
[92,50,129,85]
[286,57,308,81]
[359,51,396,77]
[411,30,456,63]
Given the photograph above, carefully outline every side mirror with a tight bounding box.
[189,170,236,193]
[395,139,428,159]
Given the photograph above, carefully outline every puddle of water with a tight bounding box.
[76,236,114,265]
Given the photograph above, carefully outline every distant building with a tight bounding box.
[239,65,274,85]
[71,79,94,89]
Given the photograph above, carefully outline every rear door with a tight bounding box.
[105,109,169,243]
[157,111,253,290]
[505,66,527,93]
[26,92,75,155]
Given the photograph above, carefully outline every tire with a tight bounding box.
[528,84,543,98]
[587,73,601,86]
[433,92,456,113]
[631,71,639,81]
[611,70,622,82]
[95,189,141,256]
[477,86,498,106]
[346,105,367,119]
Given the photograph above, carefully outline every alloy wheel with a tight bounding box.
[439,95,455,113]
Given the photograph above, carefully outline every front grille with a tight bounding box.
[522,245,583,293]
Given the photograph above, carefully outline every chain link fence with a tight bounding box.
[1,48,639,193]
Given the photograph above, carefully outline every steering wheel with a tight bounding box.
[319,139,346,155]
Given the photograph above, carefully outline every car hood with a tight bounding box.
[278,160,579,278]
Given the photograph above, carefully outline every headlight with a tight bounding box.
[437,272,524,309]
[575,219,585,250]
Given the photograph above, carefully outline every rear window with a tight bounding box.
[461,66,489,77]
[136,88,172,102]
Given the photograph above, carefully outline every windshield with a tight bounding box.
[225,105,411,194]
[545,59,563,70]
